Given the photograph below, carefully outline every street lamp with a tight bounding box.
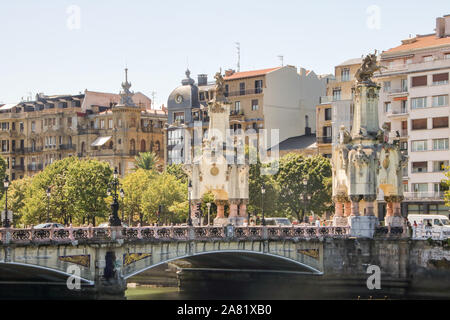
[206,202,211,226]
[3,176,10,228]
[107,168,122,227]
[120,188,125,222]
[187,180,193,226]
[261,184,266,226]
[46,187,51,222]
[302,178,309,223]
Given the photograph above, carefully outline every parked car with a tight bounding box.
[34,223,65,229]
[264,217,292,226]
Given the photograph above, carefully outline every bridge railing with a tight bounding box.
[0,226,350,244]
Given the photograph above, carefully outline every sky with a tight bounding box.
[0,0,449,107]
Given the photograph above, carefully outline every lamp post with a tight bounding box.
[120,188,125,222]
[3,176,10,228]
[187,180,193,226]
[261,184,266,226]
[107,168,122,227]
[302,178,309,223]
[206,202,211,226]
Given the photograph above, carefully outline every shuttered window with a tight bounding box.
[432,117,449,129]
[411,75,427,87]
[432,73,449,85]
[412,119,427,130]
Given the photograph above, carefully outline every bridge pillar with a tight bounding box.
[363,195,376,216]
[214,200,228,226]
[228,199,245,226]
[238,200,248,218]
[350,195,361,216]
[332,196,348,227]
[384,196,406,231]
[344,202,351,217]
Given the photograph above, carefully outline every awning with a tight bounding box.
[0,103,18,111]
[91,136,112,147]
[393,96,408,101]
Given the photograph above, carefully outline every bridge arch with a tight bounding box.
[122,249,323,280]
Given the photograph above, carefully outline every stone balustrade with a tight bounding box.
[0,226,351,245]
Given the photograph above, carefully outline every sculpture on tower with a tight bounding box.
[332,53,407,237]
[184,71,249,226]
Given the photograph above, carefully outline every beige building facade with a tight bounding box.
[0,70,166,180]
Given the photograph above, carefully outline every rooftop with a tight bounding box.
[384,34,450,54]
[268,134,317,152]
[224,67,281,80]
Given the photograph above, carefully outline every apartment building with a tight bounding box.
[0,70,166,180]
[316,58,362,157]
[166,66,326,165]
[375,15,450,216]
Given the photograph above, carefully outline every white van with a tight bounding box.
[408,214,450,239]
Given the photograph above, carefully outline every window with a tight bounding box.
[239,82,245,95]
[411,118,427,130]
[174,112,184,123]
[109,119,113,129]
[234,101,241,113]
[411,97,427,109]
[325,108,332,121]
[384,102,392,113]
[118,119,122,128]
[383,81,391,92]
[432,95,448,107]
[31,121,35,132]
[305,115,309,128]
[400,141,408,151]
[432,73,449,85]
[199,92,205,101]
[332,89,341,101]
[412,140,427,152]
[432,117,448,129]
[323,126,332,137]
[1,123,9,131]
[341,68,350,81]
[433,161,449,172]
[412,162,427,173]
[411,75,427,87]
[251,99,259,111]
[432,138,449,150]
[100,120,105,129]
[224,85,229,97]
[255,80,263,94]
[423,55,433,62]
[445,53,450,60]
[401,79,408,92]
[403,182,409,192]
[68,117,72,127]
[412,183,428,193]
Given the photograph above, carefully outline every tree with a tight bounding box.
[141,172,187,224]
[248,156,279,217]
[0,176,33,227]
[444,166,450,208]
[64,159,112,226]
[134,152,160,171]
[165,164,188,184]
[275,154,333,222]
[121,169,153,225]
[0,156,7,196]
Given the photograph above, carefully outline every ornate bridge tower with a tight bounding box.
[332,53,408,237]
[184,71,249,226]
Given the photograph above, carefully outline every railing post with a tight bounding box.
[262,226,268,240]
[137,223,142,239]
[68,224,74,241]
[189,226,195,240]
[49,226,54,241]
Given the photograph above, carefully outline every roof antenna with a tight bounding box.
[278,55,284,67]
[235,42,240,72]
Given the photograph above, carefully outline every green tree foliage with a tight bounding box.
[134,152,160,171]
[444,166,450,208]
[165,164,188,184]
[0,156,6,196]
[141,173,187,224]
[248,157,279,217]
[121,169,153,225]
[275,153,333,222]
[64,159,112,226]
[0,176,33,227]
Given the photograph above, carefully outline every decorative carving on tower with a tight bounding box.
[119,68,136,107]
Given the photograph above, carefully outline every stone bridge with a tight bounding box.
[0,225,349,298]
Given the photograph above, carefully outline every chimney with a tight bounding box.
[225,69,235,77]
[197,74,208,86]
[445,14,450,37]
[436,17,445,38]
[299,67,307,76]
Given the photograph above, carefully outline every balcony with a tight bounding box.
[77,128,100,135]
[225,88,263,97]
[319,96,353,104]
[328,76,355,84]
[386,87,408,95]
[378,56,450,76]
[12,165,25,171]
[59,144,76,151]
[24,147,44,154]
[404,192,445,201]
